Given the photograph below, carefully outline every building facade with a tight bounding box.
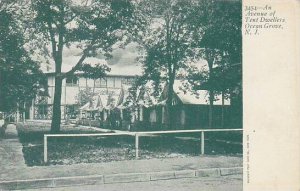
[29,73,137,120]
[28,74,234,130]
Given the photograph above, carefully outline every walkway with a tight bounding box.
[0,124,27,181]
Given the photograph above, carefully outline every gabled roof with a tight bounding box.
[80,89,121,111]
[99,89,121,110]
[79,95,103,111]
[114,84,132,109]
[134,79,230,107]
[136,81,166,107]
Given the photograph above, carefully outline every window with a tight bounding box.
[66,76,78,86]
[95,78,107,88]
[100,79,107,87]
[122,77,134,85]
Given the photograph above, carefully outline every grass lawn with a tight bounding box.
[17,122,242,166]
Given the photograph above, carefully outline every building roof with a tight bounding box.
[44,71,139,78]
[136,81,166,107]
[79,95,102,111]
[80,87,126,111]
[173,80,230,106]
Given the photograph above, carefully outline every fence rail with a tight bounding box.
[43,128,243,163]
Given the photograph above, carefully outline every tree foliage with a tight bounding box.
[187,0,242,128]
[75,87,96,107]
[26,0,142,132]
[0,3,44,113]
[188,0,242,92]
[138,0,242,128]
[137,0,199,127]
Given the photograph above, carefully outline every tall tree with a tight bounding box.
[188,0,242,128]
[0,2,44,117]
[138,0,197,128]
[27,0,139,132]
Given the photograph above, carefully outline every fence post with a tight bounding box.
[201,131,205,155]
[44,135,47,163]
[135,134,139,159]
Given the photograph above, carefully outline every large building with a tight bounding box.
[29,72,235,130]
[29,73,137,120]
[133,80,231,130]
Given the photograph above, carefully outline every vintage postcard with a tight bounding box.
[0,0,299,190]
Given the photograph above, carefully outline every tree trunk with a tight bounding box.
[221,90,224,128]
[165,16,173,130]
[93,79,96,94]
[51,76,63,133]
[207,53,214,129]
[208,90,214,128]
[86,78,88,90]
[50,15,65,132]
[208,63,214,128]
[78,84,81,106]
[23,102,26,123]
[16,102,19,123]
[166,75,175,129]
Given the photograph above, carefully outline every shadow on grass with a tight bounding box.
[17,123,242,166]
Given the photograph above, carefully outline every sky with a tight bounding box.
[41,42,143,76]
[40,41,208,77]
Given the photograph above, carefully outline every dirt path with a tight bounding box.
[0,124,27,180]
